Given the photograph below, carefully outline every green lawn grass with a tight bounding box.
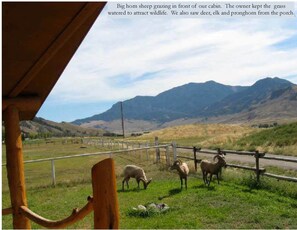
[2,175,297,229]
[2,137,297,229]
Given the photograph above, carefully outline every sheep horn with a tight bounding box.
[176,159,182,164]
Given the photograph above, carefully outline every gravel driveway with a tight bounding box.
[178,149,297,171]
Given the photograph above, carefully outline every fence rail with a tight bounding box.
[2,144,170,186]
[174,145,297,183]
[2,138,297,186]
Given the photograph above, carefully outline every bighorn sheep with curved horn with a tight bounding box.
[170,159,189,189]
[122,165,152,191]
[200,154,226,186]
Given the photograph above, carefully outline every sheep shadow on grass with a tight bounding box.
[158,188,182,200]
[192,184,216,191]
[117,187,145,193]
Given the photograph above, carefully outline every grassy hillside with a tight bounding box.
[18,117,104,138]
[133,123,297,156]
[135,123,255,148]
[236,122,297,154]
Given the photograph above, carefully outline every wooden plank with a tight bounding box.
[263,173,297,182]
[4,105,31,229]
[226,163,265,172]
[2,144,170,166]
[92,158,119,229]
[177,156,195,161]
[165,145,170,166]
[255,151,260,182]
[8,3,103,97]
[2,207,13,215]
[197,149,218,155]
[155,137,160,163]
[262,156,297,163]
[193,147,197,172]
[19,197,93,228]
[172,142,177,161]
[176,146,193,150]
[221,149,257,156]
[2,96,41,112]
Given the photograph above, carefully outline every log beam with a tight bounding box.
[2,96,41,113]
[4,105,31,229]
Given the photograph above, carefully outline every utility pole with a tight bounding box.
[120,102,125,138]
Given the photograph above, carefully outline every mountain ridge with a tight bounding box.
[73,77,295,127]
[73,80,248,124]
[13,77,297,136]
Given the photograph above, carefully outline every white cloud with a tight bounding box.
[49,5,297,105]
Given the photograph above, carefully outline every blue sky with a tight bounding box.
[37,2,297,122]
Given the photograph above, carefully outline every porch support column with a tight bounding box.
[4,105,31,229]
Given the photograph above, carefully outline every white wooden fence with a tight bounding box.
[2,143,171,186]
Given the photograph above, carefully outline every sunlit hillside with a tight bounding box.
[134,123,297,156]
[135,123,255,148]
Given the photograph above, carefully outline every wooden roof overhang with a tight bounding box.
[1,3,121,229]
[2,2,106,120]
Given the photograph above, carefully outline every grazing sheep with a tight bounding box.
[122,165,152,191]
[200,154,226,186]
[170,159,189,189]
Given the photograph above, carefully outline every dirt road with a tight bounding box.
[179,149,297,171]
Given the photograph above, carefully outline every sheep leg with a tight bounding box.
[126,177,130,189]
[122,177,130,190]
[216,174,220,184]
[185,177,187,190]
[180,177,183,189]
[208,174,213,186]
[122,178,126,191]
[202,171,206,184]
[203,172,208,185]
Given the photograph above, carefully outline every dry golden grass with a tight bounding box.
[135,123,256,148]
[133,123,297,155]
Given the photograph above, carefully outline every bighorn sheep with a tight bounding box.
[170,159,189,189]
[122,165,152,191]
[200,154,226,186]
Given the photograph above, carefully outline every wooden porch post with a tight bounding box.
[4,105,31,229]
[92,158,119,229]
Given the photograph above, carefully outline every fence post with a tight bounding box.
[155,137,160,163]
[193,146,197,172]
[172,142,177,161]
[166,145,170,166]
[51,160,56,187]
[255,150,260,183]
[217,148,223,178]
[146,142,149,160]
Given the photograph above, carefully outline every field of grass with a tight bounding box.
[135,123,254,146]
[2,137,297,229]
[236,122,297,155]
[3,121,297,229]
[2,170,297,229]
[134,123,297,156]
